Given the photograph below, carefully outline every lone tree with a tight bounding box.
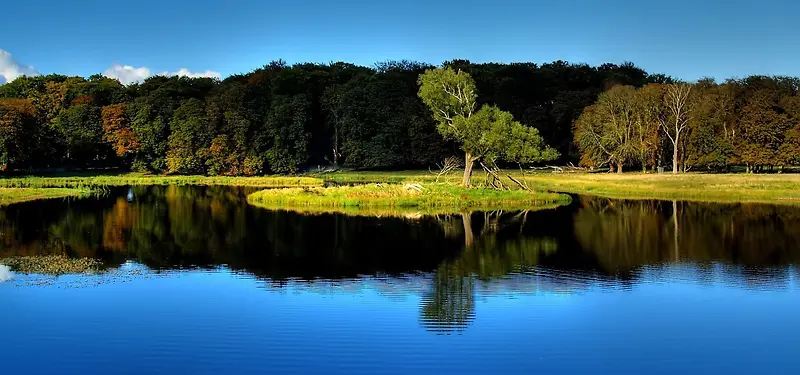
[418,67,557,186]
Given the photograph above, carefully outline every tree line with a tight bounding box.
[2,58,797,175]
[575,77,800,173]
[0,59,665,174]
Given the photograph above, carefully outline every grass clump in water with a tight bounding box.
[0,255,103,275]
[310,170,800,205]
[247,183,570,214]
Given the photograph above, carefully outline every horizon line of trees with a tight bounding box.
[1,58,796,175]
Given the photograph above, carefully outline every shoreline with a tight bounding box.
[0,187,93,205]
[2,171,800,206]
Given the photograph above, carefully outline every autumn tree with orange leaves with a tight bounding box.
[102,103,140,158]
[0,98,37,169]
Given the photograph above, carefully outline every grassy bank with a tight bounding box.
[0,174,324,189]
[247,183,571,216]
[6,170,800,207]
[520,173,800,204]
[304,171,800,205]
[0,187,93,205]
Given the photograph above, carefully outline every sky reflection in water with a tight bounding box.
[1,186,799,374]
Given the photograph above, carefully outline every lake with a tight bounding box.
[1,186,799,374]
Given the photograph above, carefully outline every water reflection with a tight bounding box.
[573,197,800,272]
[1,188,799,332]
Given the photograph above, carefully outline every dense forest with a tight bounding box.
[575,77,800,173]
[0,59,798,174]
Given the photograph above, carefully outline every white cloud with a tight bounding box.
[103,64,151,85]
[0,49,39,84]
[104,63,221,85]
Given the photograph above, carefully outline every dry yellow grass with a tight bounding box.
[520,173,800,204]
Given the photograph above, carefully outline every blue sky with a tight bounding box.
[1,0,799,84]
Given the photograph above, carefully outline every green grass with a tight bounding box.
[308,170,800,205]
[519,173,800,204]
[0,187,93,205]
[7,169,800,207]
[0,173,324,189]
[0,173,323,205]
[247,183,571,217]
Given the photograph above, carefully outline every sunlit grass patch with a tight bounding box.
[0,187,92,205]
[247,183,571,215]
[0,174,324,189]
[309,170,800,204]
[519,173,800,204]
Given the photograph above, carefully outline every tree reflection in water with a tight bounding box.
[1,188,799,333]
[421,211,559,333]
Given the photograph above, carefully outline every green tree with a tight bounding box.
[166,98,212,174]
[128,94,173,171]
[321,84,345,166]
[418,67,557,186]
[574,85,638,172]
[736,89,794,172]
[684,81,734,170]
[262,95,311,173]
[0,98,37,170]
[51,101,104,165]
[632,84,664,171]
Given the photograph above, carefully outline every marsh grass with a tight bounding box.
[0,187,93,205]
[519,173,800,204]
[310,170,800,205]
[6,170,798,206]
[0,174,324,189]
[0,255,103,275]
[247,183,571,215]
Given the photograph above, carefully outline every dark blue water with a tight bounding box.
[1,186,799,374]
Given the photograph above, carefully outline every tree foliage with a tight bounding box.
[576,76,800,173]
[419,68,557,185]
[102,103,139,158]
[18,58,794,175]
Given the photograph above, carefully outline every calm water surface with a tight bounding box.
[1,186,799,374]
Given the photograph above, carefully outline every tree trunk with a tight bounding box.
[462,152,474,187]
[673,200,679,261]
[617,162,623,174]
[333,127,339,166]
[656,152,662,173]
[672,141,679,174]
[461,213,474,248]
